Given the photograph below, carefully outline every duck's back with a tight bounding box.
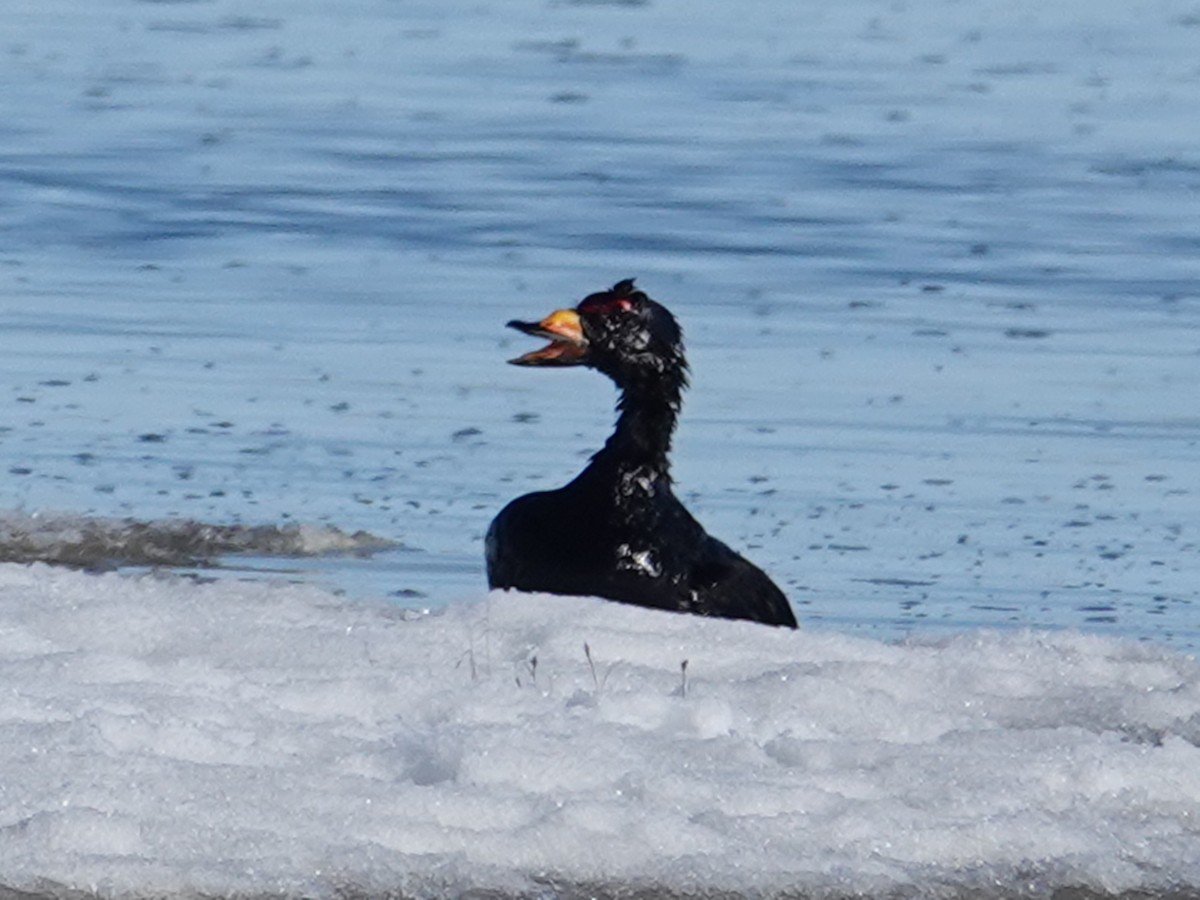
[685,532,797,627]
[486,475,797,628]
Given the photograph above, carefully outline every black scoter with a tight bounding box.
[486,278,797,628]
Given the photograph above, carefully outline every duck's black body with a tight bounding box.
[486,279,797,629]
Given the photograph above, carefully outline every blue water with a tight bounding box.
[2,0,1199,647]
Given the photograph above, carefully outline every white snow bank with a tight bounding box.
[0,563,1198,899]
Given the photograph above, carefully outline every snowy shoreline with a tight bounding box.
[1,564,1197,900]
[4,879,1200,900]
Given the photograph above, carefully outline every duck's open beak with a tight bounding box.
[506,308,588,366]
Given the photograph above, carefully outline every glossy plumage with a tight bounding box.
[486,279,797,628]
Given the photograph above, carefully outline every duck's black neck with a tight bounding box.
[592,377,684,477]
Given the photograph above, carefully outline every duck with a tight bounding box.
[486,278,797,628]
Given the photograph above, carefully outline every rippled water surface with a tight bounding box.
[3,0,1199,646]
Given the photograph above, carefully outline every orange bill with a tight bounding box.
[506,308,588,366]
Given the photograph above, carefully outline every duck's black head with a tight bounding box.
[507,279,687,395]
